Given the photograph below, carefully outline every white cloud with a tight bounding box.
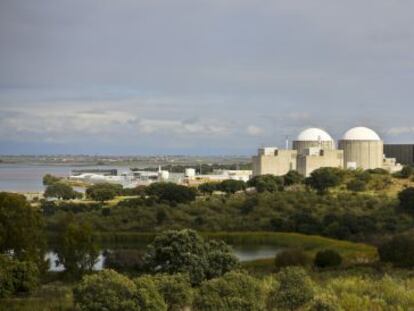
[246,125,264,136]
[387,126,414,135]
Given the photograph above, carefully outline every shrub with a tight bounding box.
[399,166,413,178]
[306,168,344,194]
[198,182,219,194]
[269,267,314,310]
[217,179,246,194]
[0,255,39,298]
[73,269,140,311]
[144,229,239,285]
[314,250,342,268]
[133,275,168,311]
[247,175,284,193]
[274,249,311,269]
[193,271,265,311]
[398,187,414,212]
[146,183,197,203]
[378,234,414,268]
[152,274,193,311]
[346,179,366,192]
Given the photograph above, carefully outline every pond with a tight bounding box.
[46,244,282,271]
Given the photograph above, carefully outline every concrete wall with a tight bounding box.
[292,140,334,155]
[384,144,414,166]
[297,149,344,177]
[338,140,383,170]
[252,149,297,176]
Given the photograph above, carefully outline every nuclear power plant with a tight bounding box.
[252,126,402,177]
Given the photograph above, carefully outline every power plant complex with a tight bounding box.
[252,126,403,177]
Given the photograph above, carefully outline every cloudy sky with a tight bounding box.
[1,0,414,155]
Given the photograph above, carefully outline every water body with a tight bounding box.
[46,244,282,271]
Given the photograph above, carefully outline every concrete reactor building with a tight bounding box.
[252,126,402,178]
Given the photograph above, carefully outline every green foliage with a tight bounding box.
[73,269,140,311]
[152,274,193,311]
[55,218,99,276]
[283,170,304,186]
[86,183,122,202]
[146,182,197,203]
[133,275,168,311]
[144,229,239,285]
[42,174,62,186]
[0,255,39,298]
[346,179,366,192]
[306,168,344,194]
[217,179,246,194]
[0,192,45,266]
[379,234,414,268]
[398,166,414,178]
[198,182,219,194]
[308,293,341,311]
[314,250,342,268]
[247,174,284,193]
[274,249,311,269]
[269,267,314,310]
[398,187,414,212]
[44,182,79,200]
[193,271,266,311]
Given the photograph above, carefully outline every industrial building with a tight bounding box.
[384,144,414,166]
[252,126,402,177]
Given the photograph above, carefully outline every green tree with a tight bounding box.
[86,183,121,202]
[198,182,219,194]
[42,174,62,185]
[218,179,246,194]
[399,166,413,178]
[73,269,140,311]
[0,192,45,266]
[0,255,39,298]
[269,267,314,310]
[314,250,342,268]
[193,271,266,311]
[44,182,78,200]
[379,235,414,268]
[283,170,304,186]
[152,274,193,311]
[274,249,311,269]
[146,183,197,203]
[306,167,344,194]
[133,275,168,311]
[398,187,414,212]
[144,229,239,285]
[55,219,99,276]
[247,174,284,193]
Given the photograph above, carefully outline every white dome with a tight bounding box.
[296,128,334,142]
[342,127,381,141]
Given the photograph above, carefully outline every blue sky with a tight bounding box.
[1,0,414,155]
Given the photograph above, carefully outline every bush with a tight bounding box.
[86,183,122,202]
[0,255,39,298]
[379,235,414,268]
[193,271,265,311]
[144,229,239,285]
[133,275,168,311]
[314,250,342,268]
[152,274,193,311]
[247,175,284,193]
[346,179,367,192]
[198,182,219,194]
[398,187,414,212]
[146,183,197,203]
[283,170,304,186]
[269,267,314,310]
[274,249,311,269]
[73,269,140,311]
[306,168,344,194]
[399,166,413,178]
[217,179,246,194]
